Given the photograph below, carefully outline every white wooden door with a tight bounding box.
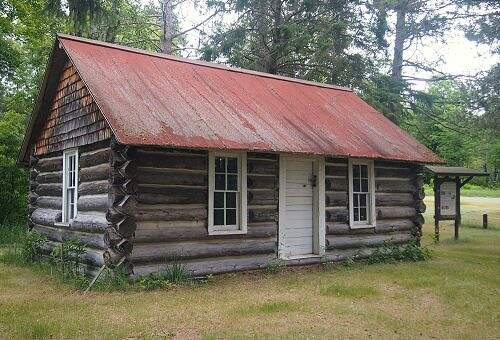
[282,158,315,258]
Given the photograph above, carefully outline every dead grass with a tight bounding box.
[0,197,499,339]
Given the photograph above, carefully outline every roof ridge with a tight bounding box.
[56,33,353,93]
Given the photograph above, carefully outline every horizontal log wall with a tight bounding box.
[324,158,425,253]
[132,148,279,276]
[34,59,112,156]
[29,140,110,271]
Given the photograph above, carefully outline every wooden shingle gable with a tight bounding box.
[34,59,112,156]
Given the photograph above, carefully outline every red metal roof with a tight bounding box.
[45,35,443,163]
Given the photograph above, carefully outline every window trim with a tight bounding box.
[348,158,376,229]
[62,148,79,223]
[208,151,247,235]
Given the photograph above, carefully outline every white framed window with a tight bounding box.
[62,149,78,223]
[348,159,376,228]
[208,151,247,235]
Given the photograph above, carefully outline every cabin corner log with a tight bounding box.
[105,138,138,262]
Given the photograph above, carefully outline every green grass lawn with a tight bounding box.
[424,184,500,198]
[0,199,499,339]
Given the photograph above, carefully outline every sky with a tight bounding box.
[157,0,499,89]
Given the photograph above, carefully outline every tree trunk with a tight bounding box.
[161,0,174,54]
[391,0,408,81]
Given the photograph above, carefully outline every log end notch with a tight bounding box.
[104,138,137,274]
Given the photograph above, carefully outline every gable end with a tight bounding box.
[34,59,112,156]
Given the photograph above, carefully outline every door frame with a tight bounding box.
[278,154,325,260]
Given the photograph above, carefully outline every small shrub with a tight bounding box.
[164,262,189,283]
[137,273,171,291]
[20,231,46,263]
[50,239,86,277]
[265,259,283,274]
[368,240,430,264]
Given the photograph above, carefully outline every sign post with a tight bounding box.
[426,166,489,242]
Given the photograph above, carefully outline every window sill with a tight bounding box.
[350,224,375,230]
[208,227,247,236]
[54,222,70,227]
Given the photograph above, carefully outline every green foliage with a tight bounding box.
[50,239,86,277]
[164,262,189,283]
[368,240,431,264]
[20,230,47,263]
[0,223,26,245]
[265,259,284,274]
[0,110,28,224]
[137,273,171,291]
[202,0,372,87]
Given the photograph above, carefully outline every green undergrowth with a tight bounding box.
[368,240,431,264]
[0,230,436,293]
[0,230,195,292]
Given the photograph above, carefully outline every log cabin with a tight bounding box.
[18,34,442,277]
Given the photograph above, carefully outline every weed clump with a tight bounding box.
[368,240,431,264]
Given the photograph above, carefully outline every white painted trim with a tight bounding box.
[317,156,326,255]
[348,158,376,229]
[207,151,247,235]
[278,155,287,259]
[278,155,325,259]
[62,148,78,223]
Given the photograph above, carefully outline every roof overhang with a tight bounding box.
[425,165,489,177]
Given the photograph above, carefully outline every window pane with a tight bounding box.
[353,194,359,208]
[227,174,238,191]
[353,164,360,178]
[68,188,75,203]
[226,192,236,208]
[354,208,359,222]
[361,165,368,178]
[360,207,367,221]
[214,209,224,225]
[214,192,224,208]
[353,178,360,192]
[361,179,368,192]
[227,158,238,173]
[215,174,226,190]
[360,194,366,206]
[226,209,236,225]
[215,157,225,173]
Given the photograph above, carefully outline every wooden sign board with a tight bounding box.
[439,181,456,218]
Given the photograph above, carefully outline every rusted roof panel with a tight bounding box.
[57,34,441,163]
